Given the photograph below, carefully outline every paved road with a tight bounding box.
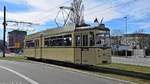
[0,60,131,84]
[112,56,150,67]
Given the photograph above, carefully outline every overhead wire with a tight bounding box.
[33,0,72,23]
[84,0,138,17]
[84,0,117,11]
[34,0,90,24]
[38,0,129,25]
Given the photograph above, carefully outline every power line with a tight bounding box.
[0,0,72,25]
[34,0,89,24]
[84,0,138,17]
[33,0,71,23]
[84,0,118,11]
[85,0,135,15]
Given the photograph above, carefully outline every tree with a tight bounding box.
[111,29,124,45]
[111,29,124,56]
[135,29,145,49]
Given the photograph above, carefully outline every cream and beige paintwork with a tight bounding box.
[24,26,111,65]
[24,47,111,65]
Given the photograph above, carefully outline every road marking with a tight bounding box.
[0,65,39,84]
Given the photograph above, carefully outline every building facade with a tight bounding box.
[111,33,150,50]
[8,30,27,53]
[123,33,150,49]
[111,33,150,56]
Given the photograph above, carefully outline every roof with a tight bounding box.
[124,33,150,37]
[25,25,110,40]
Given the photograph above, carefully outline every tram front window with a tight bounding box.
[96,31,110,48]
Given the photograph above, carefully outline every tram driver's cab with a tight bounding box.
[74,26,111,65]
[95,29,111,48]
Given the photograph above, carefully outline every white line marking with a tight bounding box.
[0,65,39,84]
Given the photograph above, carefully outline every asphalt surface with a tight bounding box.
[0,60,132,84]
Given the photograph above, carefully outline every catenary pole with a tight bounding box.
[124,16,128,57]
[3,6,6,57]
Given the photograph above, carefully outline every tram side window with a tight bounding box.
[25,41,34,48]
[53,38,64,46]
[35,39,39,48]
[89,32,95,46]
[44,40,49,47]
[76,35,81,46]
[44,34,72,47]
[83,35,88,46]
[44,38,50,47]
[64,37,72,46]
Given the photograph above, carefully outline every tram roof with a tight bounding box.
[26,25,110,39]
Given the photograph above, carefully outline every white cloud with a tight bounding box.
[114,0,150,22]
[131,22,150,29]
[0,0,121,24]
[84,3,121,22]
[0,0,150,33]
[3,0,26,4]
[0,0,70,24]
[141,24,150,29]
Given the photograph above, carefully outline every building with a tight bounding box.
[0,40,9,53]
[123,33,150,49]
[0,40,4,52]
[111,33,150,49]
[111,33,150,56]
[8,30,27,53]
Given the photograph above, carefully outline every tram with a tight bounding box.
[23,24,111,65]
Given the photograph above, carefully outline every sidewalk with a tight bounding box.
[0,52,19,57]
[112,56,150,67]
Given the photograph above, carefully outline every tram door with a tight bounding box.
[75,34,82,64]
[75,32,92,64]
[34,39,40,58]
[40,34,43,59]
[81,33,89,64]
[34,34,43,59]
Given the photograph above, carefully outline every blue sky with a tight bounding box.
[0,0,150,40]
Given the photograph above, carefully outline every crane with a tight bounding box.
[55,0,86,27]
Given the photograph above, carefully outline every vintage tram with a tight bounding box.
[23,24,111,65]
